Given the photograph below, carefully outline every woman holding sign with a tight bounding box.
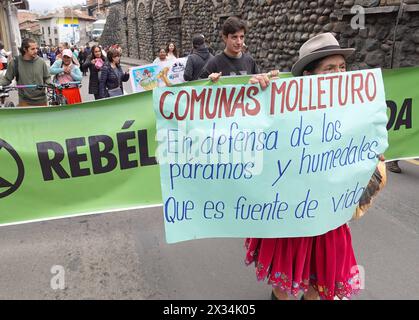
[245,33,386,300]
[153,48,169,64]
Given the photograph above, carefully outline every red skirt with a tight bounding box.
[59,87,82,105]
[245,224,361,300]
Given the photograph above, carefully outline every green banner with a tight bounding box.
[382,67,418,161]
[0,67,417,226]
[0,94,161,225]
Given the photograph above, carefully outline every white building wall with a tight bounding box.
[40,18,94,46]
[39,19,60,47]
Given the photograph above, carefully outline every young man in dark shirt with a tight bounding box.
[200,16,259,81]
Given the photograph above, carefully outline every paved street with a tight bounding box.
[0,158,417,299]
[1,63,418,300]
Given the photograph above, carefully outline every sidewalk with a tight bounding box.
[120,56,150,67]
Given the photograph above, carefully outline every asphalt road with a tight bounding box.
[0,158,418,299]
[0,70,418,300]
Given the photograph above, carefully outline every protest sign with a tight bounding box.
[129,63,160,93]
[158,57,188,86]
[130,58,188,93]
[153,69,389,243]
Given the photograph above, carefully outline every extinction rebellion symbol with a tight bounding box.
[0,138,25,199]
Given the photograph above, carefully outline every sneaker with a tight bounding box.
[386,161,402,173]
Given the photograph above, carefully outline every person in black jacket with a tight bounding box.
[78,46,88,76]
[183,34,213,82]
[82,45,106,100]
[99,47,129,99]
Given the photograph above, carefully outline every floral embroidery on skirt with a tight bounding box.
[245,224,361,300]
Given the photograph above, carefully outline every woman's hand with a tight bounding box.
[248,73,271,90]
[63,65,71,74]
[248,70,280,90]
[267,69,280,79]
[209,72,222,83]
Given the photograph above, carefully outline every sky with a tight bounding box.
[28,0,87,13]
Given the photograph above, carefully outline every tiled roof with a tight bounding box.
[38,8,96,21]
[18,11,39,24]
[19,21,42,35]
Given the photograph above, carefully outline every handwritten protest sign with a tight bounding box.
[153,69,389,243]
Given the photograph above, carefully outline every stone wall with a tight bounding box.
[101,0,419,72]
[181,0,214,55]
[137,2,153,60]
[152,0,171,57]
[100,2,126,49]
[126,0,140,58]
[337,8,419,69]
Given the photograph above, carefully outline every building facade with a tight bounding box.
[0,0,28,55]
[38,8,96,47]
[18,11,42,45]
[100,0,419,72]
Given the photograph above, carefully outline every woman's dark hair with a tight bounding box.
[166,42,178,57]
[90,45,105,60]
[222,16,247,36]
[19,38,36,55]
[0,41,4,50]
[107,47,121,63]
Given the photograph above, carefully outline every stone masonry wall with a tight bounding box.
[152,0,171,58]
[137,3,153,61]
[100,2,127,50]
[181,0,215,55]
[101,0,419,72]
[126,0,140,59]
